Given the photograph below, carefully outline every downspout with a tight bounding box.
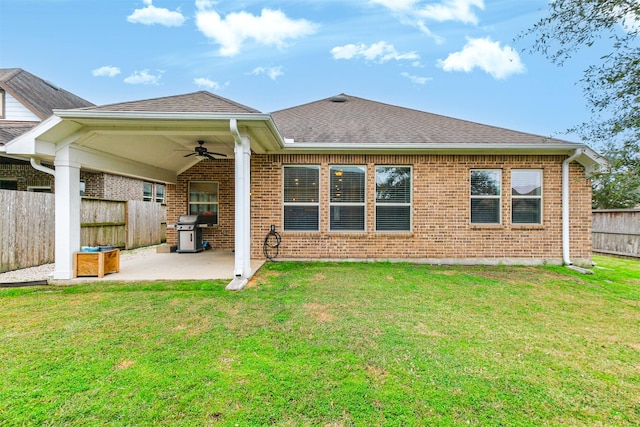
[562,148,584,265]
[30,158,55,176]
[228,119,252,290]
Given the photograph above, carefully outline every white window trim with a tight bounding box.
[375,165,413,232]
[511,169,543,225]
[282,165,320,232]
[329,165,367,232]
[155,183,166,204]
[143,181,153,202]
[470,169,502,225]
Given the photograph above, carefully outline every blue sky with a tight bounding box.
[0,0,597,142]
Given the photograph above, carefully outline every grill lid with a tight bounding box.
[177,214,199,224]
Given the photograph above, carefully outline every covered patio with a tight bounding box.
[0,246,267,284]
[2,92,286,289]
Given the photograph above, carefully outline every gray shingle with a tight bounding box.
[84,91,261,114]
[0,68,94,119]
[271,93,568,144]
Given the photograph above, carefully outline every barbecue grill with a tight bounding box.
[176,215,203,253]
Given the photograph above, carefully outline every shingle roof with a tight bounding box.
[0,122,38,145]
[0,68,94,119]
[84,91,261,114]
[271,93,568,144]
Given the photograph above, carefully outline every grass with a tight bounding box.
[0,255,639,426]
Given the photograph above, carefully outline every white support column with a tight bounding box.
[53,145,81,279]
[228,120,252,290]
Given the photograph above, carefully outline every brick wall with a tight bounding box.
[166,153,593,265]
[167,159,235,249]
[103,174,145,201]
[0,162,53,191]
[250,153,593,265]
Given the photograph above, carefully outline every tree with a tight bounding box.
[522,0,640,208]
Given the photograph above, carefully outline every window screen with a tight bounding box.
[330,166,365,231]
[283,166,319,231]
[470,170,501,224]
[376,166,411,231]
[512,170,542,224]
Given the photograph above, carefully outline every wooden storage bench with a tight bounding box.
[73,248,120,278]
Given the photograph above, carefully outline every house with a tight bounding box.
[0,68,166,202]
[1,91,605,289]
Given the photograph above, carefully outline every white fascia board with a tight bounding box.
[53,109,273,122]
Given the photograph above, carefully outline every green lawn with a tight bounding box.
[1,256,639,426]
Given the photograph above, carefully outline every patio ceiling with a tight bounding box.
[5,111,284,184]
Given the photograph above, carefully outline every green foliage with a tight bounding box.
[522,0,640,207]
[0,259,639,425]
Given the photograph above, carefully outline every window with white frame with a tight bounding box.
[0,89,5,119]
[143,182,153,201]
[188,181,218,224]
[511,169,542,224]
[283,166,320,231]
[155,184,165,203]
[470,169,501,224]
[376,166,412,231]
[330,166,366,231]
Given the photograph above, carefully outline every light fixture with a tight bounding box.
[334,170,343,177]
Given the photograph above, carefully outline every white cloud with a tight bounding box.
[92,66,121,78]
[331,41,419,63]
[127,0,186,27]
[370,0,484,39]
[194,77,229,90]
[249,66,284,80]
[195,3,319,56]
[437,37,525,79]
[401,72,432,84]
[124,69,163,85]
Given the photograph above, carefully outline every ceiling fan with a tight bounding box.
[183,140,227,160]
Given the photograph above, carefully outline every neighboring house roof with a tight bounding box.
[0,68,94,146]
[271,93,571,145]
[0,68,94,120]
[83,91,261,114]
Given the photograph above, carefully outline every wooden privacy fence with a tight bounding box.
[0,190,55,273]
[0,190,166,273]
[592,209,640,258]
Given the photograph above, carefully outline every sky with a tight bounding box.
[0,0,600,143]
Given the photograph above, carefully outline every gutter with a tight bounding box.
[562,148,584,265]
[30,158,55,176]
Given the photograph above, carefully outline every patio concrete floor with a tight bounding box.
[71,248,266,283]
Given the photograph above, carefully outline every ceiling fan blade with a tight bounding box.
[203,153,216,160]
[209,152,227,158]
[184,152,196,157]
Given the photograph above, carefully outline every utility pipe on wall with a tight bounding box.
[562,148,584,265]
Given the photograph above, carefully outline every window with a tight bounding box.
[0,89,4,119]
[188,181,218,224]
[512,170,542,224]
[470,169,501,224]
[283,166,319,231]
[0,179,18,190]
[330,166,365,231]
[376,166,411,231]
[155,184,165,203]
[27,186,51,193]
[80,181,86,197]
[143,182,153,201]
